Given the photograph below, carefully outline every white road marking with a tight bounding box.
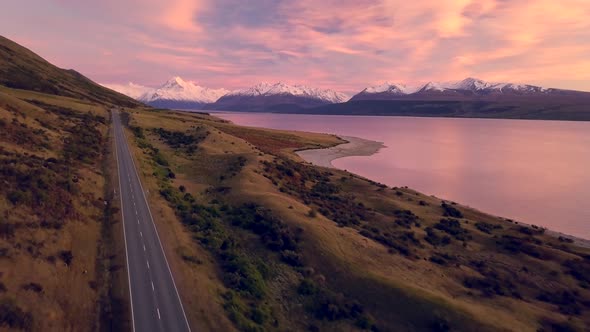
[147,261,150,269]
[143,244,146,251]
[140,231,143,238]
[151,281,155,290]
[117,112,192,331]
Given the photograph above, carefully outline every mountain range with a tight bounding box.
[103,78,347,110]
[351,78,590,102]
[102,76,590,120]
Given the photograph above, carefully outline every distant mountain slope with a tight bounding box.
[0,35,142,107]
[352,78,590,102]
[138,77,228,109]
[205,82,349,111]
[104,76,229,109]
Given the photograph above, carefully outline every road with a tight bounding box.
[112,110,191,332]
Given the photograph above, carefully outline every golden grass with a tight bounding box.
[122,109,590,332]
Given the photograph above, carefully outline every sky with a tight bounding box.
[2,0,590,93]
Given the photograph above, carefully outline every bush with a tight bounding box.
[298,279,318,295]
[536,290,583,315]
[425,227,451,247]
[463,274,519,298]
[59,250,73,266]
[281,250,302,267]
[22,282,43,293]
[475,221,502,234]
[0,298,33,330]
[0,222,15,238]
[434,218,471,241]
[441,202,463,218]
[429,253,456,266]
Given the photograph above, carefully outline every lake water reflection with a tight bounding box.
[212,112,590,239]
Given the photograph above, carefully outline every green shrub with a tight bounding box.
[298,279,318,296]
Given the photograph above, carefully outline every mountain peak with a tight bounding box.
[229,82,348,103]
[162,76,188,88]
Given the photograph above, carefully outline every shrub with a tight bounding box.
[394,209,420,228]
[59,250,73,266]
[0,298,33,330]
[0,222,15,238]
[313,291,364,321]
[463,274,520,298]
[22,282,43,293]
[298,279,318,295]
[434,218,471,241]
[536,290,583,315]
[281,250,302,267]
[429,253,456,266]
[475,221,502,234]
[425,227,451,247]
[441,202,463,218]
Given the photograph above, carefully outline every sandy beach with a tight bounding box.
[296,135,385,168]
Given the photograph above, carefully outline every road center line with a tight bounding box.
[157,308,161,320]
[140,231,143,238]
[151,281,155,290]
[147,261,150,269]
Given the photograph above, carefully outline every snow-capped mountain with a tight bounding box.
[139,77,229,105]
[351,78,576,101]
[102,82,153,99]
[227,82,349,103]
[353,82,421,100]
[206,82,349,111]
[103,76,229,109]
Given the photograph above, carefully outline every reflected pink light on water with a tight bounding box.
[214,112,590,239]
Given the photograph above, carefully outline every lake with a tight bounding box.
[212,112,590,239]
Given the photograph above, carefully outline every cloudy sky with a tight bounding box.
[2,0,590,93]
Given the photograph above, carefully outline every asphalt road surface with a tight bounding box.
[113,110,191,332]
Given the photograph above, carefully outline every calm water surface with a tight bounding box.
[213,112,590,239]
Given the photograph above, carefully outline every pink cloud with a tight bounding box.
[2,0,589,92]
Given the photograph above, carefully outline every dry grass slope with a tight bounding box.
[123,109,590,332]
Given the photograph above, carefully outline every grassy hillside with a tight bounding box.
[0,36,148,331]
[0,87,113,331]
[0,35,142,108]
[122,108,590,332]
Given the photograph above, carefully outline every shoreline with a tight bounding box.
[296,135,590,248]
[296,135,385,168]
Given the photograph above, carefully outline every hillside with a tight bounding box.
[121,108,590,332]
[0,35,142,108]
[0,36,143,331]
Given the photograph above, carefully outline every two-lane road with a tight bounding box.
[113,110,191,332]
